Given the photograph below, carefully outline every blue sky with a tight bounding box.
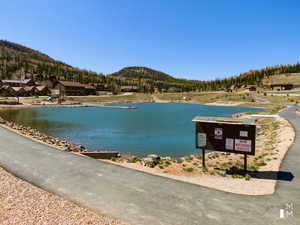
[0,0,299,80]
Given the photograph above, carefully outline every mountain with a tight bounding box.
[109,66,176,82]
[0,40,103,84]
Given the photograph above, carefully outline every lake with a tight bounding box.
[0,103,263,157]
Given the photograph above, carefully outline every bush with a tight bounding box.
[176,159,183,164]
[111,157,118,162]
[245,174,251,181]
[183,167,194,172]
[127,157,141,163]
[145,161,156,168]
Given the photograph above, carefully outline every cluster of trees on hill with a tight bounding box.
[1,40,300,93]
[198,63,300,91]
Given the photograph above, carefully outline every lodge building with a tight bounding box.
[0,79,50,97]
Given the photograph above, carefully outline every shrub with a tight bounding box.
[183,167,194,172]
[127,157,141,163]
[245,174,251,181]
[111,157,118,162]
[176,158,183,164]
[145,161,156,168]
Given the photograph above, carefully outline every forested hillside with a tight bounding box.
[1,40,300,93]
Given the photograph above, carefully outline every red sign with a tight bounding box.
[235,139,251,152]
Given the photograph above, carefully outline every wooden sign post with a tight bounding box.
[193,116,256,173]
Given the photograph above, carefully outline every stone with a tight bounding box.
[0,117,5,124]
[147,154,159,159]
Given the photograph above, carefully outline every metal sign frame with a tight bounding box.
[193,117,256,172]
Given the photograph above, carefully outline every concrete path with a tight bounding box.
[0,106,299,225]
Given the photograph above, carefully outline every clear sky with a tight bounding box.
[0,0,299,80]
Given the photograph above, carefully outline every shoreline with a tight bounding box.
[0,100,295,195]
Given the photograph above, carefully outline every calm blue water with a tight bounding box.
[2,103,263,157]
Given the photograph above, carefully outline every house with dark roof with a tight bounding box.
[10,87,26,97]
[35,86,51,96]
[1,79,35,87]
[24,86,36,96]
[56,81,86,96]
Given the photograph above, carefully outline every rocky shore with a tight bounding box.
[0,116,86,153]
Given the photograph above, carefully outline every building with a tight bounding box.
[270,84,293,91]
[35,86,51,96]
[56,81,86,96]
[120,86,139,92]
[242,85,257,92]
[0,85,10,97]
[1,79,35,87]
[24,86,36,96]
[10,87,26,97]
[84,85,97,95]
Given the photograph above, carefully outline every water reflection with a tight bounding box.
[0,109,80,137]
[0,104,264,157]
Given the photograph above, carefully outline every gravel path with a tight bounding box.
[0,167,126,225]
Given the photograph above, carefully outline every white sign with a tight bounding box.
[240,131,248,137]
[235,139,252,152]
[214,128,223,140]
[197,133,207,147]
[225,138,234,150]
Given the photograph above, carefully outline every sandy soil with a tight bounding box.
[205,101,245,106]
[105,117,295,195]
[0,167,127,225]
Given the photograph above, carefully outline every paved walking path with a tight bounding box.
[0,106,299,225]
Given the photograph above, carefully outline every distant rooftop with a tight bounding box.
[2,79,32,84]
[192,116,255,125]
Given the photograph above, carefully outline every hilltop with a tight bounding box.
[109,66,176,82]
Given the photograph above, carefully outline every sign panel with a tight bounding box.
[225,138,234,150]
[240,131,248,137]
[197,133,207,147]
[195,120,256,155]
[214,128,223,140]
[235,139,252,152]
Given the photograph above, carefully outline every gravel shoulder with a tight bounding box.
[0,167,127,225]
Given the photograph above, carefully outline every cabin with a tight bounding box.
[120,86,138,92]
[242,85,257,92]
[35,86,51,96]
[56,81,86,96]
[0,85,10,97]
[10,87,26,97]
[270,84,293,91]
[1,79,35,87]
[24,86,36,96]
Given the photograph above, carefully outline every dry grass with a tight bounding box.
[153,92,254,104]
[262,73,300,85]
[66,93,153,104]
